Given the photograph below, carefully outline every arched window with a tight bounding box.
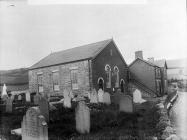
[114,66,119,88]
[105,65,111,88]
[120,79,125,93]
[97,77,104,90]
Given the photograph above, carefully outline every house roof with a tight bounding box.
[30,39,113,69]
[152,59,167,69]
[129,58,160,68]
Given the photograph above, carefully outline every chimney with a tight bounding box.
[148,57,154,62]
[135,51,143,59]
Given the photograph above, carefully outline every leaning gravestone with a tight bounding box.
[103,92,111,105]
[38,97,49,122]
[75,100,90,134]
[98,89,104,103]
[119,95,133,113]
[22,107,48,140]
[6,97,13,113]
[90,89,98,103]
[133,89,146,103]
[63,88,71,108]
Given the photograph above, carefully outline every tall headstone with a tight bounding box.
[133,89,146,103]
[26,92,31,102]
[75,101,90,134]
[6,97,13,113]
[98,89,104,103]
[38,97,49,122]
[22,107,48,140]
[90,89,98,103]
[63,88,71,108]
[18,94,22,100]
[1,84,8,101]
[119,95,133,113]
[103,92,111,105]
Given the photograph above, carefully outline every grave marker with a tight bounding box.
[103,92,111,105]
[90,89,98,103]
[63,88,71,108]
[98,89,104,103]
[119,95,133,113]
[22,107,48,140]
[133,89,146,103]
[6,97,13,113]
[75,100,90,134]
[39,97,49,122]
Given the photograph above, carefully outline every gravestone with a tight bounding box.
[103,92,111,105]
[119,95,133,113]
[6,97,13,113]
[98,89,104,103]
[63,88,71,108]
[18,95,22,100]
[38,97,49,122]
[34,94,40,105]
[133,89,146,103]
[26,92,31,102]
[22,107,48,140]
[90,89,98,103]
[75,101,90,134]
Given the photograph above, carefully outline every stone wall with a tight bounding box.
[29,60,90,97]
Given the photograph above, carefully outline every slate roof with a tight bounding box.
[152,59,167,68]
[30,39,113,69]
[129,58,160,68]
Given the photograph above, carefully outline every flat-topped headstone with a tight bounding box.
[133,89,146,103]
[63,88,71,108]
[75,101,90,134]
[98,89,104,103]
[26,92,31,102]
[103,92,111,105]
[90,89,98,103]
[6,97,13,113]
[39,97,49,122]
[119,95,133,113]
[22,107,48,140]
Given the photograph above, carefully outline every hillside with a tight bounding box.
[0,68,28,85]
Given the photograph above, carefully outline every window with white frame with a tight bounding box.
[52,71,59,91]
[105,65,111,88]
[70,69,78,89]
[37,74,43,93]
[114,66,119,88]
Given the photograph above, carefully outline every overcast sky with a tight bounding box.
[0,0,186,70]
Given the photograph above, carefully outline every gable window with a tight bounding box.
[114,66,119,88]
[52,71,59,91]
[70,69,78,90]
[105,65,111,88]
[37,74,43,93]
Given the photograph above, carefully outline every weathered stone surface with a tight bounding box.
[165,134,180,140]
[119,95,133,113]
[5,97,13,113]
[22,107,48,140]
[39,97,49,122]
[29,61,90,97]
[75,101,90,134]
[103,92,111,105]
[90,89,98,103]
[98,89,104,103]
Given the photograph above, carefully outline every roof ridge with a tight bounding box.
[51,38,112,55]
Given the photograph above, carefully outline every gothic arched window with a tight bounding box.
[105,65,111,88]
[114,66,119,88]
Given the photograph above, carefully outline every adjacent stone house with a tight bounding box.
[29,39,128,98]
[129,51,164,97]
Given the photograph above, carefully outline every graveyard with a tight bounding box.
[0,87,175,140]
